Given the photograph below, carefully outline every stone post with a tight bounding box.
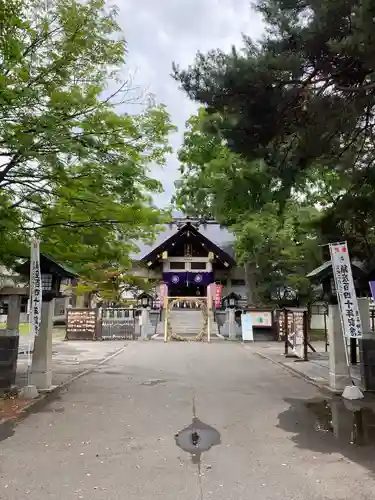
[0,294,21,391]
[220,309,241,339]
[140,308,152,340]
[30,299,54,391]
[75,294,85,308]
[228,309,236,340]
[327,304,351,391]
[358,297,370,334]
[5,295,21,337]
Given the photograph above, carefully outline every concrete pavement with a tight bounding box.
[16,336,128,388]
[1,341,375,499]
[248,341,361,390]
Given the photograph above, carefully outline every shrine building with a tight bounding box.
[131,218,248,301]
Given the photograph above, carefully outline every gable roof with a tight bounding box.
[16,253,78,279]
[306,260,366,281]
[140,223,236,266]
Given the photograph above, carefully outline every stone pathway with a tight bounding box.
[16,336,128,388]
[248,341,361,389]
[1,342,375,499]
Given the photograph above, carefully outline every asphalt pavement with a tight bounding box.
[1,341,375,499]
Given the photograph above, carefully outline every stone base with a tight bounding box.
[30,370,53,391]
[19,385,39,399]
[38,385,58,394]
[329,370,351,392]
[342,385,364,400]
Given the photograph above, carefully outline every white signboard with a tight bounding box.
[241,312,254,341]
[250,311,273,327]
[329,242,363,338]
[29,238,42,338]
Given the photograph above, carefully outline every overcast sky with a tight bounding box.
[116,1,264,207]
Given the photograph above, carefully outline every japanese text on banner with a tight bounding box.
[329,242,362,338]
[29,239,42,338]
[215,284,223,307]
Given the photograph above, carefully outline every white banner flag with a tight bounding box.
[29,238,42,338]
[329,241,363,338]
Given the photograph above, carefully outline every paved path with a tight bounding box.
[1,342,375,499]
[16,338,127,388]
[249,341,361,388]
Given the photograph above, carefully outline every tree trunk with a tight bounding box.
[244,262,259,306]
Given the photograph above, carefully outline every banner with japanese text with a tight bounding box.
[214,284,224,307]
[159,283,168,308]
[329,241,363,338]
[29,238,42,338]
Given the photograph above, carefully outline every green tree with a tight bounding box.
[173,0,375,256]
[0,0,175,274]
[175,109,323,305]
[175,109,274,224]
[75,266,158,306]
[233,201,322,305]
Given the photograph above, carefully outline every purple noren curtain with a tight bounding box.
[163,272,214,287]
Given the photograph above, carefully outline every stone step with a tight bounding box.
[154,313,219,337]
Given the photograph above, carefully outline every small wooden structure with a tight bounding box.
[16,253,77,301]
[0,287,29,391]
[306,260,367,304]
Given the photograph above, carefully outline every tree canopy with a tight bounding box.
[0,0,175,281]
[175,108,323,305]
[173,0,375,259]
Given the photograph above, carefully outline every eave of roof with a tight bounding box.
[141,223,236,267]
[306,260,366,281]
[16,253,78,278]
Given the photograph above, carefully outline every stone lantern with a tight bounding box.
[222,292,240,310]
[137,292,153,309]
[16,254,77,391]
[16,254,77,302]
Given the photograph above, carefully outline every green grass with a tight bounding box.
[0,323,66,339]
[0,323,31,335]
[309,329,326,341]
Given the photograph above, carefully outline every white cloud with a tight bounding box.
[116,0,264,207]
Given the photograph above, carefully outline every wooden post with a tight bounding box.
[163,296,168,343]
[207,299,211,343]
[284,310,288,355]
[324,310,328,352]
[303,311,309,361]
[350,337,357,365]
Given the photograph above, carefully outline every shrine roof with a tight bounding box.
[135,221,236,266]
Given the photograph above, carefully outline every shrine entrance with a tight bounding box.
[168,283,206,299]
[163,296,211,342]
